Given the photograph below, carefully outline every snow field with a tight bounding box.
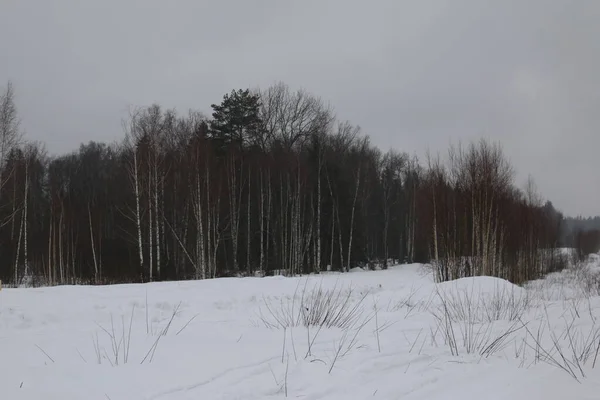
[2,262,600,399]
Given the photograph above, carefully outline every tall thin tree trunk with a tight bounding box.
[329,211,335,271]
[247,167,251,274]
[346,165,361,271]
[195,166,206,279]
[316,154,322,273]
[433,186,439,262]
[295,172,301,274]
[212,183,222,278]
[59,209,64,283]
[205,161,212,277]
[280,173,287,272]
[11,173,16,240]
[48,215,53,284]
[228,155,240,273]
[161,169,166,269]
[325,165,343,270]
[266,169,272,273]
[23,160,29,279]
[383,190,389,268]
[259,169,265,273]
[70,227,76,281]
[133,150,144,276]
[148,169,154,281]
[154,158,161,279]
[14,208,23,284]
[88,203,99,283]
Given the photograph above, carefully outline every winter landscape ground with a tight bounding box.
[3,257,600,399]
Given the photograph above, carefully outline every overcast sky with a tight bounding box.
[1,0,599,216]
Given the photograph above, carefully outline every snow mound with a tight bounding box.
[437,276,526,298]
[433,276,529,323]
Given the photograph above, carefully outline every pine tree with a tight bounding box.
[210,89,262,150]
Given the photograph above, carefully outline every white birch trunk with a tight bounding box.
[246,167,251,274]
[346,165,361,271]
[228,156,239,273]
[14,207,23,284]
[88,203,99,283]
[133,150,144,275]
[316,145,322,273]
[329,212,335,270]
[195,168,206,279]
[148,170,153,281]
[23,160,29,279]
[259,169,264,273]
[48,215,53,284]
[59,209,64,283]
[266,170,272,273]
[154,158,161,279]
[432,183,439,264]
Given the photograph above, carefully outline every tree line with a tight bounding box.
[562,216,600,254]
[0,81,566,286]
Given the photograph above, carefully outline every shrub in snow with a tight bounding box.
[525,254,600,301]
[258,279,368,330]
[429,277,529,357]
[433,277,530,324]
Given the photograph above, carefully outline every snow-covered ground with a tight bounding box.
[2,261,600,399]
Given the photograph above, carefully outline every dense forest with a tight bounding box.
[0,81,568,286]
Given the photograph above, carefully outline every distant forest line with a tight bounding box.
[0,81,596,287]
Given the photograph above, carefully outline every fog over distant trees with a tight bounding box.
[0,81,572,286]
[564,216,600,239]
[562,217,600,257]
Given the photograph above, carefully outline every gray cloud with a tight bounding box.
[1,0,599,216]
